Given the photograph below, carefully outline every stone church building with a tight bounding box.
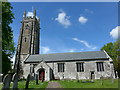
[14,10,115,81]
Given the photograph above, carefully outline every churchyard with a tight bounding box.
[0,79,118,89]
[58,79,118,88]
[0,80,48,89]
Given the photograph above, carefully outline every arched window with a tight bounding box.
[25,24,29,30]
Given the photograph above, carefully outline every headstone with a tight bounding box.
[111,74,114,84]
[76,73,79,82]
[91,74,95,82]
[12,73,18,89]
[41,76,44,82]
[100,75,103,85]
[2,74,12,89]
[41,73,44,82]
[62,74,64,80]
[36,74,38,85]
[25,74,31,89]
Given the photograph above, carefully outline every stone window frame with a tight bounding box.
[96,62,104,72]
[24,22,32,30]
[58,63,65,72]
[76,62,84,72]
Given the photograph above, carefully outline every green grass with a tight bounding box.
[58,79,118,88]
[18,80,48,88]
[0,79,119,89]
[0,80,48,89]
[0,83,2,90]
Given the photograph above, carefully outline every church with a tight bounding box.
[14,10,115,81]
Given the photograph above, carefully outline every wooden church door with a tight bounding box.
[39,69,45,81]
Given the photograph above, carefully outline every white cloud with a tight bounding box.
[11,54,15,63]
[72,38,97,50]
[84,9,93,14]
[26,12,34,17]
[26,11,39,19]
[55,10,71,28]
[110,26,120,39]
[10,53,16,69]
[41,46,50,54]
[78,16,88,24]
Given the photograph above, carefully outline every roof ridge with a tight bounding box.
[32,51,103,55]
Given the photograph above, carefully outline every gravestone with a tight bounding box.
[100,75,103,85]
[76,73,79,82]
[2,74,12,89]
[111,74,114,84]
[12,73,18,89]
[62,74,64,80]
[36,74,38,85]
[41,76,44,82]
[25,74,31,89]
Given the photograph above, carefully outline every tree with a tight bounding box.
[101,40,120,78]
[2,2,15,75]
[113,41,120,78]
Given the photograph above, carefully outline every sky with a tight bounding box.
[10,2,118,62]
[8,0,120,2]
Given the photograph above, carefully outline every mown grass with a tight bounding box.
[0,79,119,89]
[19,80,48,88]
[0,80,48,89]
[18,80,48,88]
[58,79,118,88]
[0,83,2,90]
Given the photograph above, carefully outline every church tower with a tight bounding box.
[14,10,40,78]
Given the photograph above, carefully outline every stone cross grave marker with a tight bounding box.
[2,74,12,89]
[12,73,18,89]
[25,74,31,89]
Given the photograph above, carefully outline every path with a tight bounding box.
[46,81,62,89]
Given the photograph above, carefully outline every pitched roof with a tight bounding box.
[24,51,109,63]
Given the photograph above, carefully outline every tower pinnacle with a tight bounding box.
[23,11,26,18]
[34,9,36,17]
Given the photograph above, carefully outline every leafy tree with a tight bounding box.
[113,41,120,78]
[101,40,120,78]
[2,2,15,75]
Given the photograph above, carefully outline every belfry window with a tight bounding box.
[58,63,64,72]
[96,62,104,72]
[25,24,29,30]
[24,37,27,42]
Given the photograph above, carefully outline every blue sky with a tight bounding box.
[10,2,118,56]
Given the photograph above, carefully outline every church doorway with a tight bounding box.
[38,68,45,81]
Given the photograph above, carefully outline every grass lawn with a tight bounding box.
[58,79,118,88]
[18,80,48,88]
[0,83,2,90]
[0,80,48,89]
